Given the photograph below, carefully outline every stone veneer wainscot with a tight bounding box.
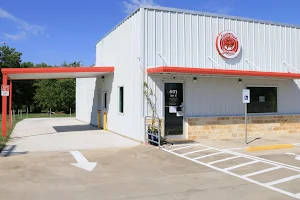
[187,115,300,140]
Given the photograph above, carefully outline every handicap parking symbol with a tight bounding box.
[244,96,248,100]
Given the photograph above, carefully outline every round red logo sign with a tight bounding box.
[216,31,241,59]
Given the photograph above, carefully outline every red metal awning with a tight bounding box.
[2,66,114,80]
[147,66,300,79]
[1,66,114,138]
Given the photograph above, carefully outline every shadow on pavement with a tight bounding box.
[10,132,58,139]
[0,145,28,157]
[247,137,262,144]
[53,124,100,133]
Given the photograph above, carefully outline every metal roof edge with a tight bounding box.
[142,5,300,29]
[96,7,142,45]
[96,4,300,46]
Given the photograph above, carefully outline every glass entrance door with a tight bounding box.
[164,83,183,136]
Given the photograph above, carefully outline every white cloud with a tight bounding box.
[0,7,45,40]
[3,32,27,41]
[123,0,156,14]
[198,0,234,15]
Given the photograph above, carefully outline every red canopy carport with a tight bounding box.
[1,66,114,138]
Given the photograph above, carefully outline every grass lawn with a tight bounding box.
[0,113,75,152]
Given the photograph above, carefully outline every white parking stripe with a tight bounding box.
[182,148,212,156]
[162,148,300,199]
[208,156,241,165]
[266,174,300,186]
[221,147,246,151]
[194,152,224,160]
[196,143,300,173]
[167,143,197,147]
[242,166,282,178]
[224,160,259,171]
[169,144,200,151]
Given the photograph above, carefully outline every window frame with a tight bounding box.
[245,85,278,114]
[118,86,124,115]
[102,91,107,110]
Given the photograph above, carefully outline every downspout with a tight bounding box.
[140,7,146,142]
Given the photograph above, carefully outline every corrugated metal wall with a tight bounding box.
[77,6,300,141]
[185,77,300,116]
[144,8,300,72]
[149,76,300,118]
[95,10,144,141]
[144,7,300,118]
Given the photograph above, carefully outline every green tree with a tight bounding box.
[0,46,31,112]
[0,46,22,69]
[13,62,36,110]
[0,46,22,85]
[35,63,50,68]
[33,62,79,113]
[61,61,80,67]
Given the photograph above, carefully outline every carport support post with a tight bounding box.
[2,74,8,138]
[9,80,12,130]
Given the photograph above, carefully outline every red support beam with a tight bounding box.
[9,80,12,130]
[2,74,7,138]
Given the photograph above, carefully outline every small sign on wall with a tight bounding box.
[243,89,250,104]
[259,96,265,102]
[169,106,177,113]
[1,85,9,96]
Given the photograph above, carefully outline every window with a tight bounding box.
[102,91,107,109]
[119,87,124,113]
[247,86,277,113]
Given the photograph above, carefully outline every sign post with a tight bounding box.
[243,89,250,144]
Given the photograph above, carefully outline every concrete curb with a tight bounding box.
[247,144,294,152]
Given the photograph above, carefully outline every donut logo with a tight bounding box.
[216,31,241,59]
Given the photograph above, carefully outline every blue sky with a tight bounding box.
[1,0,300,66]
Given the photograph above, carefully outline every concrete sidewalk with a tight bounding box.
[2,118,139,154]
[197,134,300,150]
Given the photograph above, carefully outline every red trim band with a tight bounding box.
[1,67,115,75]
[147,66,300,79]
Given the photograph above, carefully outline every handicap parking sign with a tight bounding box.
[243,89,250,104]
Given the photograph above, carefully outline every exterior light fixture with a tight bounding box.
[193,77,197,84]
[238,79,242,85]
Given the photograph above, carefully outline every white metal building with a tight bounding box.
[76,5,300,142]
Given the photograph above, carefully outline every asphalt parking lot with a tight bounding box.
[0,143,299,200]
[1,120,300,200]
[163,137,300,199]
